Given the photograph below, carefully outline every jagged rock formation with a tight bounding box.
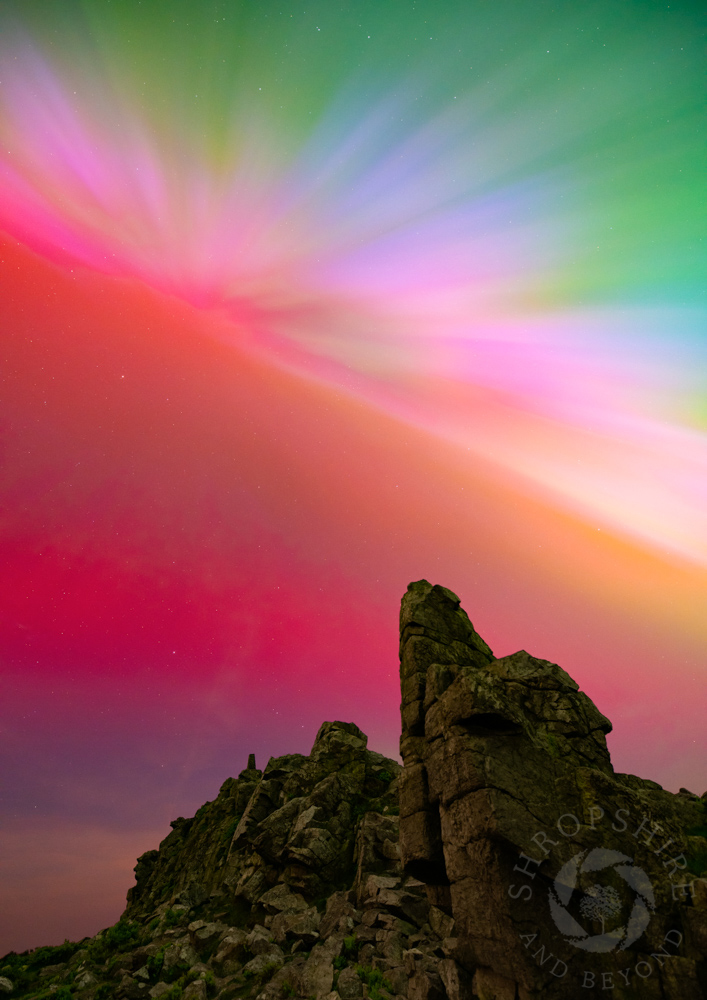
[125,721,401,921]
[1,583,705,1000]
[0,721,447,1000]
[398,580,707,1000]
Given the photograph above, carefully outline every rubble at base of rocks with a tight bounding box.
[1,584,705,1000]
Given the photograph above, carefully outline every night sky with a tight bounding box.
[1,0,705,956]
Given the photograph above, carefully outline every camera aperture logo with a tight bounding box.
[549,847,654,952]
[507,805,695,990]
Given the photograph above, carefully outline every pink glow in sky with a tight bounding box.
[1,0,705,956]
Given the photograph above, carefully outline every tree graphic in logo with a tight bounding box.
[549,848,655,953]
[579,884,622,934]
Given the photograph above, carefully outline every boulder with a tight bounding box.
[183,980,208,1000]
[438,958,474,1000]
[179,881,208,908]
[75,969,99,989]
[381,963,409,996]
[211,928,248,974]
[427,905,454,940]
[299,935,343,998]
[246,925,278,956]
[148,985,172,999]
[254,958,307,1000]
[259,884,309,914]
[376,888,429,928]
[39,963,67,978]
[108,953,135,974]
[319,891,359,939]
[189,920,225,952]
[408,971,446,1000]
[243,949,285,978]
[162,940,198,973]
[117,972,146,999]
[336,966,363,999]
[270,906,321,945]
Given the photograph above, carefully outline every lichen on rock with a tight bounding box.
[398,579,707,1000]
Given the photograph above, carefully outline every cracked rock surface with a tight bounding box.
[398,580,707,1000]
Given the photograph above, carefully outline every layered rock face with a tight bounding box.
[398,580,707,1000]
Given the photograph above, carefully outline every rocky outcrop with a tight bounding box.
[398,579,707,1000]
[1,721,445,1000]
[125,720,400,922]
[1,583,704,1000]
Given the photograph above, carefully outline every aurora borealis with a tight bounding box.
[1,0,705,956]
